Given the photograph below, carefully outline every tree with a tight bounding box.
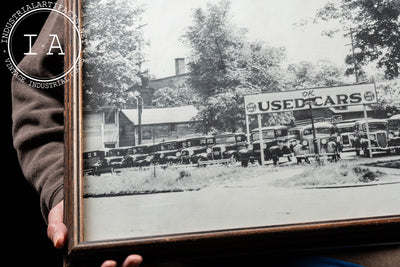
[316,0,400,79]
[152,81,200,107]
[82,0,148,109]
[241,41,287,94]
[182,1,289,133]
[195,92,244,133]
[287,59,347,89]
[182,0,246,99]
[375,80,400,114]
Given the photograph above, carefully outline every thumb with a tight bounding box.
[47,200,68,249]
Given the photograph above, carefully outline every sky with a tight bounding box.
[136,0,351,79]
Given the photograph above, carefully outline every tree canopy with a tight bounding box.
[182,1,289,133]
[82,0,148,109]
[316,0,400,79]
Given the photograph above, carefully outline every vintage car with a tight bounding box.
[82,150,106,175]
[388,114,400,153]
[124,144,158,167]
[105,147,130,168]
[292,122,341,162]
[84,148,129,176]
[353,119,400,156]
[239,126,292,167]
[388,114,400,136]
[153,139,185,165]
[210,133,247,162]
[336,121,356,151]
[180,135,216,164]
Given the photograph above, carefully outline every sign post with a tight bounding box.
[245,114,251,142]
[363,104,373,158]
[244,83,378,159]
[307,101,319,158]
[257,114,265,166]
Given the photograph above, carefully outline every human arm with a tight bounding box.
[11,1,143,265]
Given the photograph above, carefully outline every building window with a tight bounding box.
[104,110,116,124]
[170,123,177,132]
[142,129,152,140]
[104,143,116,148]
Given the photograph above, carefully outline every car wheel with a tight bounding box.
[230,154,238,163]
[363,148,370,157]
[241,160,248,167]
[272,155,279,166]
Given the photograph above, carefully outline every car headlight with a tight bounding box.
[389,133,394,139]
[321,139,327,145]
[302,140,308,146]
[160,153,165,158]
[248,144,253,150]
[369,134,376,140]
[263,143,267,149]
[206,148,212,153]
[176,152,181,157]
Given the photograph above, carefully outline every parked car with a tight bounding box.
[153,139,185,164]
[353,119,400,156]
[292,122,341,162]
[239,126,292,167]
[82,150,106,175]
[124,144,157,167]
[105,147,130,168]
[388,114,400,136]
[211,133,247,162]
[388,114,400,153]
[180,135,215,164]
[336,121,356,151]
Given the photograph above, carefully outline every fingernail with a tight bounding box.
[53,232,61,248]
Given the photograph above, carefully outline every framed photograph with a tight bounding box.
[64,0,400,265]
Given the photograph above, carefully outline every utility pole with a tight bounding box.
[130,91,142,145]
[307,99,319,159]
[349,28,372,157]
[349,28,359,83]
[138,95,142,145]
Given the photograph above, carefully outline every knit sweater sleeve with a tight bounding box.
[11,3,66,223]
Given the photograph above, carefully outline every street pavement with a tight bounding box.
[82,154,400,241]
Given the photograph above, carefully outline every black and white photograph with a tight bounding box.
[79,0,400,243]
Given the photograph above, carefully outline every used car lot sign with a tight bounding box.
[244,83,377,115]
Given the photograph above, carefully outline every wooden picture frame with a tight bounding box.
[64,0,400,266]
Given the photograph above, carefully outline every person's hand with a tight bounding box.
[47,200,143,267]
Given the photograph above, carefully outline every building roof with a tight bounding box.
[122,105,199,125]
